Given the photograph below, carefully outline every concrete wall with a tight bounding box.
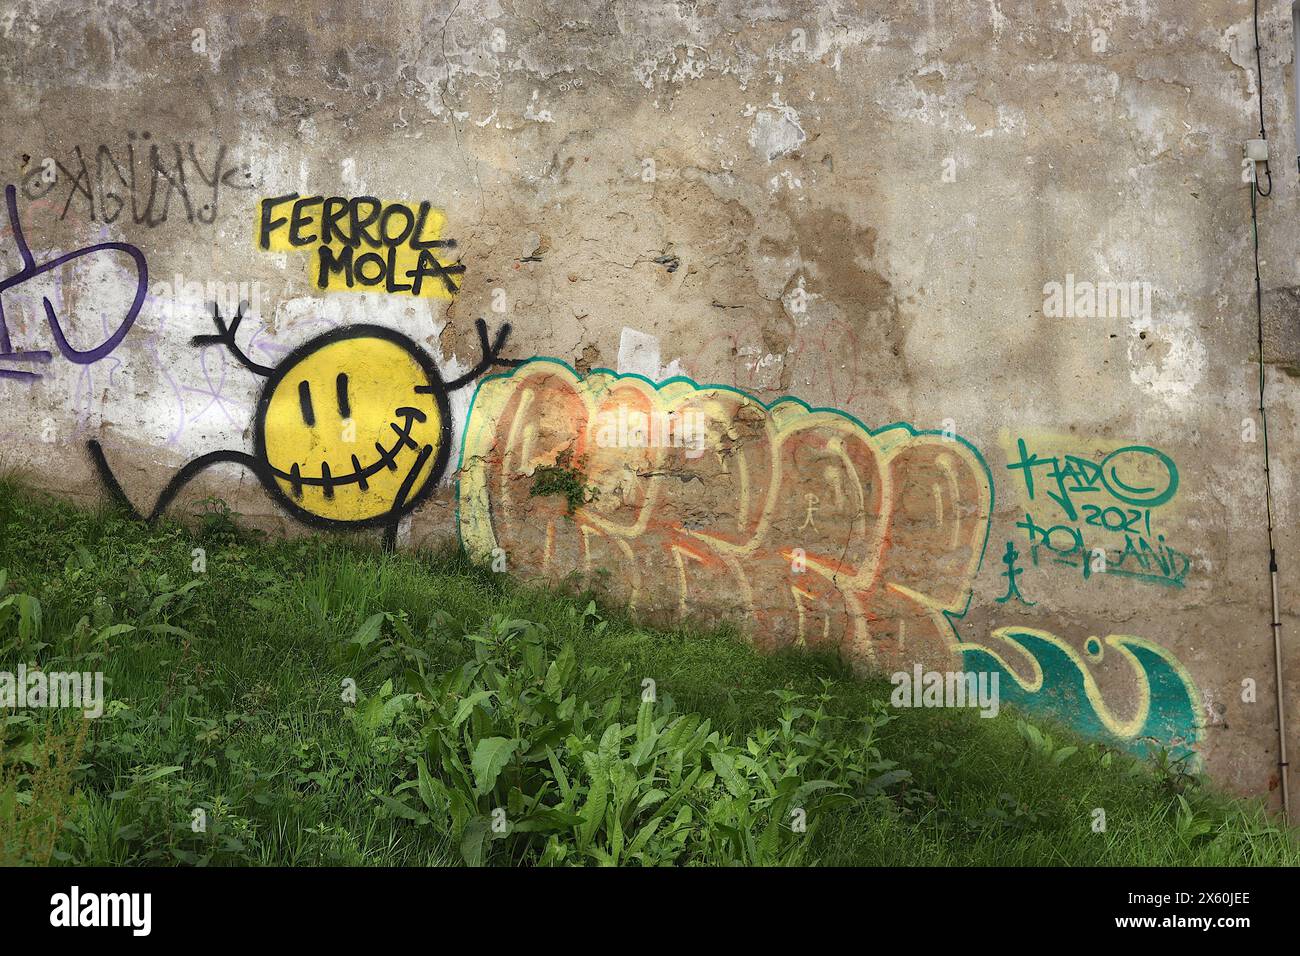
[2,0,1298,811]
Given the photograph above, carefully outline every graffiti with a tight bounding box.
[1005,435,1189,588]
[258,195,464,299]
[994,540,1034,606]
[457,363,1204,757]
[20,138,257,227]
[0,185,146,381]
[959,629,1202,760]
[88,307,518,546]
[458,359,993,673]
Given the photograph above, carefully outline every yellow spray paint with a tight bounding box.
[257,195,463,299]
[258,333,443,523]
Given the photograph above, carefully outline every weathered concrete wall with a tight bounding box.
[2,0,1299,811]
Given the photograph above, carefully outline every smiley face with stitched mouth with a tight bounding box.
[254,325,452,527]
[85,309,515,545]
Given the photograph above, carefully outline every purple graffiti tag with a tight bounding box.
[68,311,130,437]
[147,335,190,447]
[248,325,294,366]
[184,343,248,428]
[0,183,147,381]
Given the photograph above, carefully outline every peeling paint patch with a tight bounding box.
[524,90,554,123]
[1128,311,1207,404]
[748,100,806,162]
[616,327,660,377]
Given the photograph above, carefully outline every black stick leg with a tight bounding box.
[146,450,262,523]
[381,443,435,553]
[86,441,261,525]
[86,440,141,519]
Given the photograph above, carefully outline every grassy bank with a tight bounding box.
[0,481,1293,866]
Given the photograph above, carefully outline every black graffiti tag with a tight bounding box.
[22,138,257,228]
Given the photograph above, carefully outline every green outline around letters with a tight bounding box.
[453,359,1204,758]
[453,356,995,628]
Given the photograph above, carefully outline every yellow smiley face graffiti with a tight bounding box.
[254,325,451,526]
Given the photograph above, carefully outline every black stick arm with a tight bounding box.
[443,319,523,391]
[190,302,275,377]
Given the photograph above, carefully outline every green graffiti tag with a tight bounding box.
[1007,438,1188,588]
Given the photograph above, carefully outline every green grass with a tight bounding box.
[0,480,1294,866]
